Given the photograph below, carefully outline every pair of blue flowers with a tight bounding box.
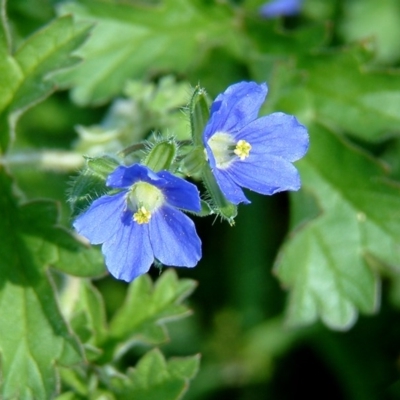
[74,81,309,281]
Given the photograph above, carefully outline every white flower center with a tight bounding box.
[127,182,164,224]
[207,132,252,169]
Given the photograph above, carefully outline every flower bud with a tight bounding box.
[189,86,211,146]
[143,139,178,172]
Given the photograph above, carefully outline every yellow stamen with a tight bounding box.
[234,140,252,160]
[133,206,152,224]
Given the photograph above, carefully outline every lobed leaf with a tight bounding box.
[110,348,200,400]
[0,166,85,399]
[18,200,106,278]
[260,48,400,142]
[275,124,400,330]
[64,279,108,352]
[108,270,197,359]
[56,0,240,105]
[55,272,198,397]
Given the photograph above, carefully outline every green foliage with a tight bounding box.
[73,76,192,157]
[56,0,240,105]
[0,3,104,398]
[262,48,400,142]
[109,349,200,400]
[276,124,400,329]
[108,270,197,352]
[68,155,120,217]
[0,167,84,399]
[339,0,400,64]
[0,0,91,152]
[246,25,400,331]
[57,271,198,399]
[250,39,400,330]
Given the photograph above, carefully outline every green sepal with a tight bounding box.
[189,85,211,146]
[142,138,178,172]
[202,164,237,224]
[68,155,120,217]
[198,200,213,217]
[187,199,213,218]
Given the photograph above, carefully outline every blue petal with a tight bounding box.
[212,167,250,205]
[203,82,267,142]
[236,112,309,162]
[228,156,301,195]
[73,192,127,244]
[260,0,303,18]
[107,164,161,189]
[102,215,154,281]
[149,206,201,268]
[156,170,201,212]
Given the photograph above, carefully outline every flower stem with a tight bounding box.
[1,150,84,171]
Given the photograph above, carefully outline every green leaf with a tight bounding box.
[339,0,400,64]
[73,76,192,158]
[57,274,198,396]
[246,16,328,58]
[18,199,105,278]
[54,392,80,400]
[110,348,200,400]
[54,240,105,278]
[62,279,108,353]
[275,124,400,330]
[0,166,84,399]
[56,0,240,105]
[255,47,400,142]
[0,0,91,153]
[108,270,197,358]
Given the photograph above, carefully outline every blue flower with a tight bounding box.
[73,164,202,281]
[260,0,303,18]
[203,81,308,205]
